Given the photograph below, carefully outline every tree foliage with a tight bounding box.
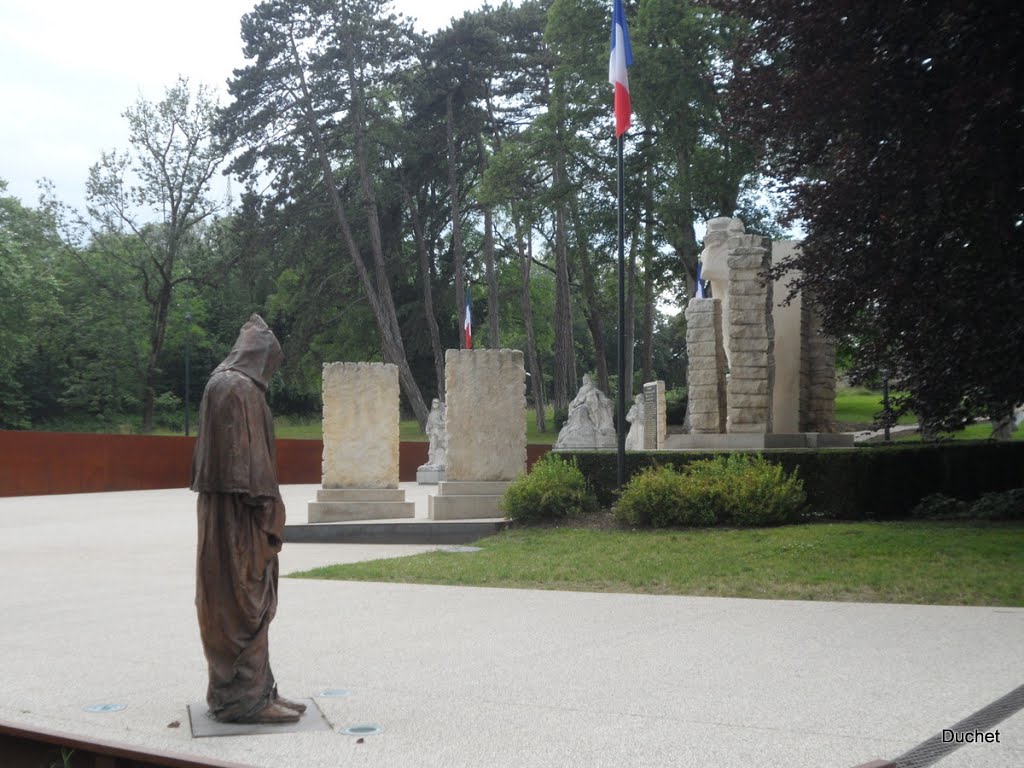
[715,0,1024,431]
[2,0,772,433]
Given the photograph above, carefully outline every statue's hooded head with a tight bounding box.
[214,314,283,389]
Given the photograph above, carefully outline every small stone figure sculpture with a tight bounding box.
[423,398,448,469]
[554,374,617,450]
[625,393,645,450]
[190,315,304,724]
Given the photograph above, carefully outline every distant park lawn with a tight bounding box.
[290,521,1024,607]
[833,386,917,427]
[833,387,1024,440]
[272,407,560,444]
[270,389,1020,442]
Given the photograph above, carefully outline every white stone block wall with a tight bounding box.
[726,236,775,434]
[685,298,728,434]
[770,240,803,433]
[799,295,839,433]
[321,362,400,489]
[444,349,527,481]
[642,381,666,449]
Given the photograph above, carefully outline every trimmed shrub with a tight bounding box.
[613,466,717,527]
[911,488,1024,520]
[971,489,1024,520]
[501,454,597,522]
[910,493,969,519]
[613,454,806,528]
[565,441,1024,520]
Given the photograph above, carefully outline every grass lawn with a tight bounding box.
[894,421,1024,442]
[834,387,1024,440]
[289,521,1024,607]
[833,387,916,427]
[272,407,561,443]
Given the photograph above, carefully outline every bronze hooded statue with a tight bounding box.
[190,314,304,724]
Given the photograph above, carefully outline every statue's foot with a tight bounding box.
[274,693,307,714]
[236,702,301,724]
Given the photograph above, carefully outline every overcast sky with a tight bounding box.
[0,0,494,211]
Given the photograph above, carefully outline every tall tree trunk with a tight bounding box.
[553,203,575,412]
[447,92,467,348]
[551,77,576,412]
[291,28,429,427]
[477,133,499,348]
[405,188,446,400]
[642,249,655,385]
[516,218,546,432]
[641,150,656,385]
[567,196,608,394]
[141,281,174,432]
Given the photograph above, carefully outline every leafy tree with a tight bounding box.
[0,182,62,427]
[46,78,226,432]
[220,0,432,426]
[715,0,1024,432]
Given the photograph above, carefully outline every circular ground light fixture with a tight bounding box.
[342,724,384,737]
[318,688,354,698]
[83,703,127,713]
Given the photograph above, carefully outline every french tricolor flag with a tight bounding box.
[608,0,634,137]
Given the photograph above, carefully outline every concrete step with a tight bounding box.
[284,518,509,545]
[429,494,505,520]
[316,488,407,502]
[437,481,512,496]
[307,500,415,523]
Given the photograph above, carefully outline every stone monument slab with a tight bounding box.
[443,349,527,482]
[321,362,400,489]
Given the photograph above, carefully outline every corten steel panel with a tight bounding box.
[0,431,194,496]
[0,431,313,496]
[275,438,323,484]
[527,444,550,469]
[0,431,552,496]
[399,441,428,481]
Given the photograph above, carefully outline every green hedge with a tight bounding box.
[613,455,806,528]
[560,441,1024,520]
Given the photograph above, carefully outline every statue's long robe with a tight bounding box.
[191,334,285,722]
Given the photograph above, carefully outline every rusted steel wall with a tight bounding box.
[0,431,551,496]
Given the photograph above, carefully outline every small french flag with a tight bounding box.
[464,293,472,349]
[608,0,634,137]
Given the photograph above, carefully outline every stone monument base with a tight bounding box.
[663,433,854,450]
[552,441,616,452]
[307,488,415,523]
[428,481,511,520]
[416,466,446,484]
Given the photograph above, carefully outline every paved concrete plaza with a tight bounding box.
[0,485,1021,767]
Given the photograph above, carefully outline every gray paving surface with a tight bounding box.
[0,485,1022,767]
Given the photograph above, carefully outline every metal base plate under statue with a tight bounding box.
[188,699,332,738]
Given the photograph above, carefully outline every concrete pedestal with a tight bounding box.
[307,488,414,522]
[416,467,446,484]
[662,433,854,450]
[428,481,511,520]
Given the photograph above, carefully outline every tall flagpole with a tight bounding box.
[616,133,626,489]
[610,0,632,490]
